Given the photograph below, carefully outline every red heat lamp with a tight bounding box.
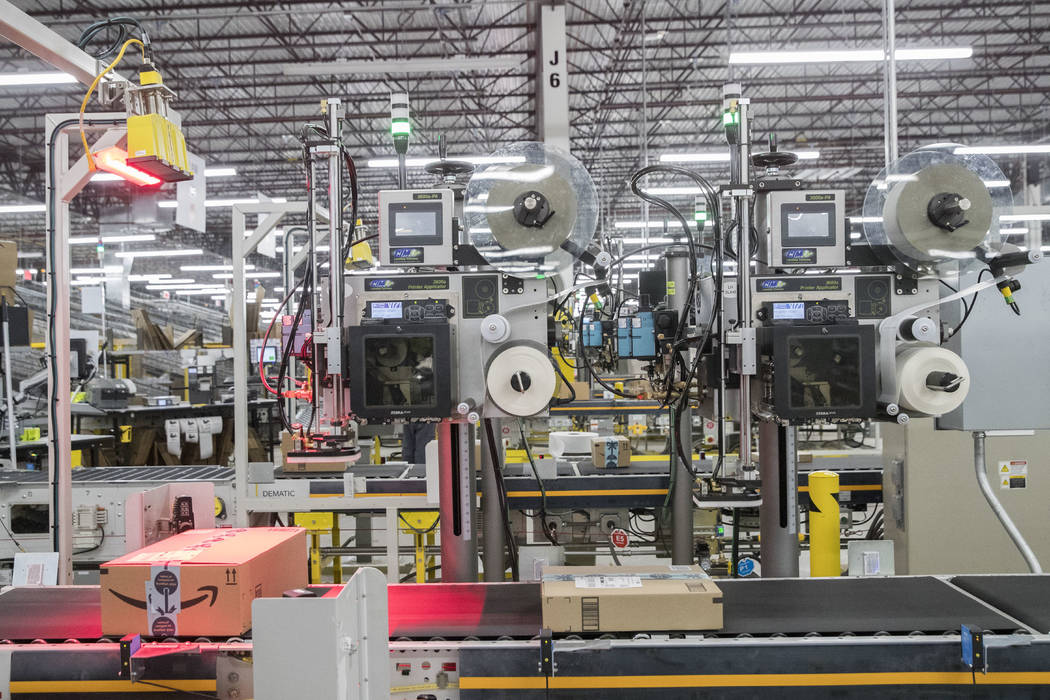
[93,146,162,187]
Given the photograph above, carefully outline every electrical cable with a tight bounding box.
[946,268,990,340]
[258,279,306,396]
[73,524,106,555]
[0,516,24,553]
[133,680,218,699]
[517,419,558,545]
[484,418,519,581]
[77,38,145,172]
[76,17,149,59]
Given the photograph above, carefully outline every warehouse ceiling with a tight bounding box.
[0,0,1047,279]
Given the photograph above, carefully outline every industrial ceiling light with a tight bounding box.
[283,57,521,76]
[660,150,819,163]
[0,203,45,213]
[1000,213,1050,222]
[93,146,162,186]
[181,264,255,272]
[366,155,527,168]
[0,71,76,86]
[728,47,972,64]
[157,197,286,208]
[954,145,1050,155]
[115,248,204,258]
[69,234,156,245]
[615,221,672,229]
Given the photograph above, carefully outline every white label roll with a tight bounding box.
[548,431,599,458]
[895,346,970,415]
[485,341,557,417]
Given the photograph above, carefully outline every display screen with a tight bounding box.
[370,301,403,319]
[786,335,863,410]
[394,210,438,239]
[773,302,806,320]
[785,211,830,240]
[387,200,444,249]
[251,343,279,363]
[779,201,836,247]
[363,335,437,409]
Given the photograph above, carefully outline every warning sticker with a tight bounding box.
[999,460,1028,490]
[574,575,642,589]
[146,565,181,637]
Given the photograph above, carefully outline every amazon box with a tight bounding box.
[100,527,306,637]
[541,564,723,633]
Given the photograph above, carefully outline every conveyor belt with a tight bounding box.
[717,577,1023,635]
[951,574,1050,633]
[0,576,1033,642]
[0,465,234,484]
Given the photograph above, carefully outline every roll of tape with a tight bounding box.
[485,341,557,417]
[548,431,599,458]
[895,346,970,415]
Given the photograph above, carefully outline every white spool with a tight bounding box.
[895,346,970,415]
[485,342,557,417]
[548,431,599,458]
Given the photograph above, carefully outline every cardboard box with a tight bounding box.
[280,431,349,472]
[0,241,15,304]
[100,527,306,637]
[591,435,631,468]
[541,564,723,633]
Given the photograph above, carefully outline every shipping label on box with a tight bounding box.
[541,564,722,634]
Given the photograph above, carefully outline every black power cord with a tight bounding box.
[76,17,151,59]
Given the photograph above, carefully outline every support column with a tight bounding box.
[438,420,478,581]
[666,249,694,565]
[758,421,799,577]
[537,3,570,152]
[882,0,898,167]
[44,119,72,583]
[480,418,506,581]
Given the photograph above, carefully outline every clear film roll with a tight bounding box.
[895,346,970,415]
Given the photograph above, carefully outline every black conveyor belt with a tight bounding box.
[717,576,1022,635]
[951,574,1050,633]
[0,575,1035,642]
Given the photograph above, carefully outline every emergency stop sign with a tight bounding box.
[610,528,629,550]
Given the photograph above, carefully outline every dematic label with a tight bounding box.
[805,193,835,201]
[782,248,817,264]
[254,481,307,499]
[756,277,842,293]
[365,276,450,292]
[391,247,424,263]
[412,192,442,200]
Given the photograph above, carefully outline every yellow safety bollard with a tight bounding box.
[808,470,841,577]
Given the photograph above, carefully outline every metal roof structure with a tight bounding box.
[0,0,1047,279]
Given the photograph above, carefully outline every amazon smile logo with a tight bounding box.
[108,586,218,610]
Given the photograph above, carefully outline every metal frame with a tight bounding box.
[44,113,127,584]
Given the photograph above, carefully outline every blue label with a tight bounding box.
[391,247,424,262]
[737,557,756,576]
[784,248,815,260]
[760,279,786,290]
[368,279,395,289]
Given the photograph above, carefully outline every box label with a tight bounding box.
[147,565,181,637]
[999,460,1028,489]
[574,575,642,589]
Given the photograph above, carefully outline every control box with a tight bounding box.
[765,190,846,267]
[617,312,658,359]
[582,319,603,348]
[377,189,455,266]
